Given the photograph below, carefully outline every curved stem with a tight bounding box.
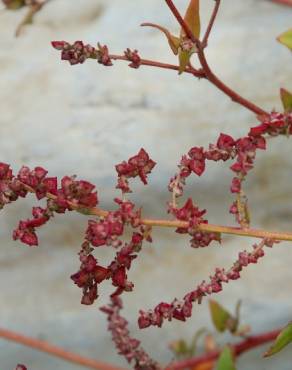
[164,0,269,116]
[196,49,268,116]
[166,328,280,369]
[0,327,125,370]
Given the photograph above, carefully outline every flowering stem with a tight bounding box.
[108,54,205,77]
[21,183,292,242]
[166,328,281,369]
[0,327,125,370]
[164,0,269,117]
[142,219,292,242]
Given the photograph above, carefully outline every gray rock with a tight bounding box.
[0,0,291,369]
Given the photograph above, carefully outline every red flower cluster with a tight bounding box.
[0,164,56,209]
[13,206,49,246]
[0,163,98,246]
[51,41,96,65]
[138,240,270,329]
[51,41,114,67]
[71,199,152,304]
[115,148,156,193]
[169,198,221,248]
[97,43,113,66]
[101,297,160,369]
[15,366,27,370]
[124,48,141,69]
[169,112,291,227]
[249,112,292,137]
[71,242,110,305]
[55,176,98,211]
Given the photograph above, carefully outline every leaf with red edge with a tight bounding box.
[141,23,180,55]
[280,88,292,112]
[181,0,201,39]
[277,28,292,51]
[264,322,292,357]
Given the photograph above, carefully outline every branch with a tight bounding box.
[166,328,281,369]
[270,0,292,5]
[165,0,198,42]
[196,49,268,116]
[0,327,125,370]
[109,54,205,78]
[202,0,221,47]
[164,0,269,116]
[21,182,292,242]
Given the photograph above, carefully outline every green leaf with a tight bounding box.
[141,23,180,55]
[169,339,189,358]
[178,49,192,74]
[264,322,292,357]
[4,0,25,10]
[181,0,201,39]
[277,28,292,51]
[209,300,232,333]
[216,346,237,370]
[280,88,292,112]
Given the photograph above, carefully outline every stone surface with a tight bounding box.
[0,0,292,369]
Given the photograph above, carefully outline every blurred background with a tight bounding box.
[0,0,292,368]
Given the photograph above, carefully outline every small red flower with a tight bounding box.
[115,148,156,190]
[217,133,235,150]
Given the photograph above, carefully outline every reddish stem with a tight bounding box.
[202,0,221,47]
[164,0,269,117]
[109,54,205,77]
[165,0,197,41]
[166,328,281,370]
[196,50,268,116]
[270,0,292,5]
[0,327,125,370]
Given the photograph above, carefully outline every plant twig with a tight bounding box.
[166,328,281,369]
[109,54,205,77]
[0,327,125,370]
[202,0,221,48]
[196,50,268,116]
[270,0,292,6]
[165,0,198,42]
[21,182,292,242]
[164,0,269,116]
